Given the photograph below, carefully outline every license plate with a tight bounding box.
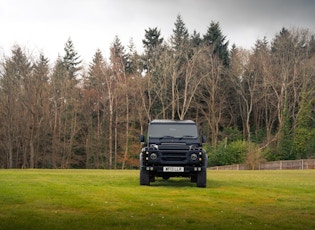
[163,167,184,172]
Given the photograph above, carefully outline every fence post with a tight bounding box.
[280,161,282,170]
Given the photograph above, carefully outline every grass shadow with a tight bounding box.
[148,178,229,189]
[150,178,196,187]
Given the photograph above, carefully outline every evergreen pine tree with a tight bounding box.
[191,30,202,47]
[110,35,127,76]
[142,27,164,73]
[170,14,189,51]
[33,54,49,82]
[88,49,105,88]
[125,38,138,74]
[63,38,82,80]
[142,27,163,53]
[203,21,230,66]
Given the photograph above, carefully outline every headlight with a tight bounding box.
[191,153,198,161]
[150,153,157,160]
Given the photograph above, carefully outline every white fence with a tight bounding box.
[208,159,315,170]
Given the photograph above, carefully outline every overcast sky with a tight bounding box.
[1,0,314,63]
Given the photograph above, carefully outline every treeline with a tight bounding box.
[1,15,315,169]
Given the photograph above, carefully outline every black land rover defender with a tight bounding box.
[139,120,207,187]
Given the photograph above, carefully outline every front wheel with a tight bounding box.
[140,169,150,185]
[197,170,207,188]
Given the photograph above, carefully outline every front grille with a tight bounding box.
[158,144,190,164]
[160,152,187,162]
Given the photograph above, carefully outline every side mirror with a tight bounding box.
[202,135,206,143]
[140,135,145,143]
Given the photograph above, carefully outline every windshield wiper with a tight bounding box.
[159,135,174,140]
[179,135,195,140]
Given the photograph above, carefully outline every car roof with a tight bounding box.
[150,119,196,124]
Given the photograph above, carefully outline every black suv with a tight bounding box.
[140,119,207,187]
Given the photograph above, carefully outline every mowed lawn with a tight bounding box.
[0,169,314,230]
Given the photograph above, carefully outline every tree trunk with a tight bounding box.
[122,94,129,169]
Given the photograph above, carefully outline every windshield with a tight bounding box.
[148,123,198,138]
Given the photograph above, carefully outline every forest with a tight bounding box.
[1,15,315,169]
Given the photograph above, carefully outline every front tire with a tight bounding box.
[140,169,150,185]
[197,170,206,188]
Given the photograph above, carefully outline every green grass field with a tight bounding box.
[0,170,314,230]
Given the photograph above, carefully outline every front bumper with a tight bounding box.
[140,165,207,178]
